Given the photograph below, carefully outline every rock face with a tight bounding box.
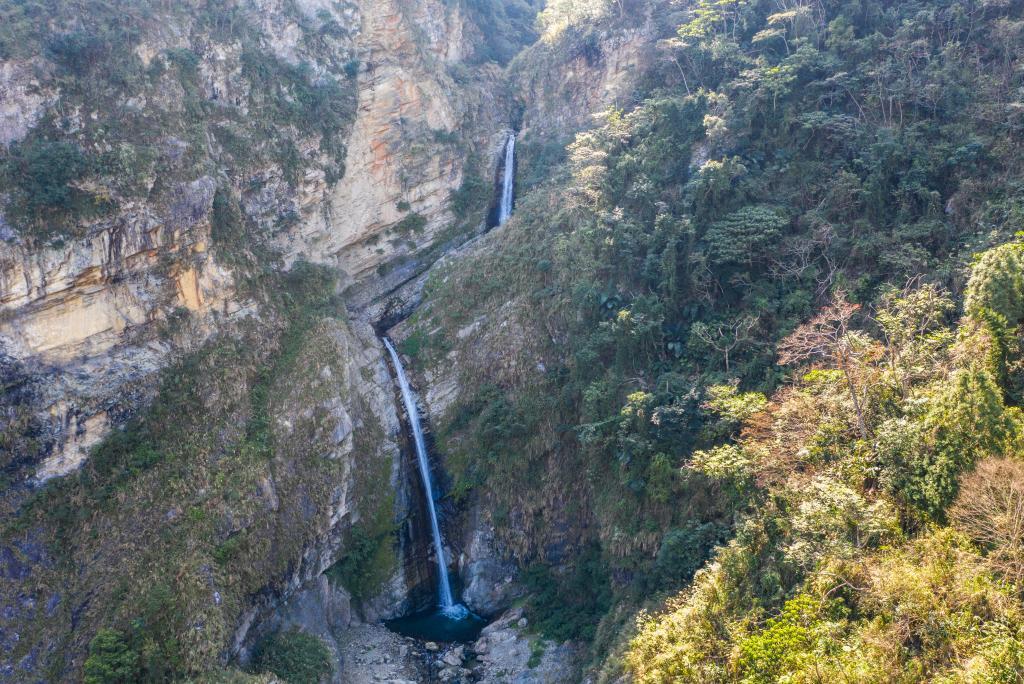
[0,60,54,147]
[336,624,425,684]
[277,0,510,306]
[0,0,656,680]
[458,505,520,617]
[471,609,582,684]
[0,178,246,481]
[0,0,509,484]
[0,313,412,679]
[513,16,658,141]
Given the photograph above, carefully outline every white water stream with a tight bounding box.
[380,132,517,621]
[382,338,467,618]
[498,134,516,225]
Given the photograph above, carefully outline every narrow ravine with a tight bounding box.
[383,337,464,616]
[381,338,485,644]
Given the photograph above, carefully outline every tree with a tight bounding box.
[692,315,758,373]
[880,368,1021,520]
[83,629,139,684]
[784,476,897,569]
[778,291,875,438]
[704,205,788,267]
[252,630,333,684]
[873,281,954,395]
[701,383,768,438]
[951,458,1024,587]
[965,241,1024,326]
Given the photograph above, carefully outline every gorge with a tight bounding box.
[4,1,1024,683]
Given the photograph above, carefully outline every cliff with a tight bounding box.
[0,0,510,485]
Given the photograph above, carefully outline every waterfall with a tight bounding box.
[498,133,516,225]
[382,338,467,618]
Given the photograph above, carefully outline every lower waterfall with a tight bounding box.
[382,338,484,642]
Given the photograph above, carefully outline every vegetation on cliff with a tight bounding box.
[6,0,1024,681]
[0,0,358,240]
[1,264,397,680]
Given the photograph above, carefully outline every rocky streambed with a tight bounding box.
[337,608,579,684]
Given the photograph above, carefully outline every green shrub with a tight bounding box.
[83,629,139,684]
[3,138,89,219]
[522,544,612,642]
[392,212,427,235]
[251,630,333,684]
[325,522,397,600]
[450,167,489,219]
[965,241,1024,326]
[736,594,846,684]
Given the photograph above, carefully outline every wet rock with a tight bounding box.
[441,645,464,667]
[458,509,520,616]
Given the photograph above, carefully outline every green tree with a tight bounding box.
[5,139,88,216]
[736,594,845,684]
[704,205,788,267]
[965,241,1024,326]
[83,629,139,684]
[251,630,333,684]
[880,368,1021,520]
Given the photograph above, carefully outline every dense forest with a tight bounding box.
[401,0,1024,680]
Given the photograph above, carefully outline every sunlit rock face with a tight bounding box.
[0,177,246,481]
[0,60,55,147]
[276,0,509,306]
[0,0,508,482]
[514,20,656,140]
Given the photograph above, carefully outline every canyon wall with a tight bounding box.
[0,0,508,484]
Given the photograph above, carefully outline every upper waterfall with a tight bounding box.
[498,134,516,225]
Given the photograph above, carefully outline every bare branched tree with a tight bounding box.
[778,290,874,438]
[694,315,758,374]
[951,458,1024,588]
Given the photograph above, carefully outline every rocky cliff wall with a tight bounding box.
[0,0,510,484]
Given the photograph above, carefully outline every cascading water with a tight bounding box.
[498,133,516,225]
[383,132,517,642]
[382,338,468,620]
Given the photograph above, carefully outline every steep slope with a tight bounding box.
[0,0,513,484]
[7,0,1024,681]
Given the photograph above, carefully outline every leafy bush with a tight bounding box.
[735,594,845,684]
[450,166,489,219]
[3,139,89,221]
[392,212,427,235]
[704,206,788,267]
[251,630,333,684]
[965,240,1024,326]
[83,629,139,684]
[324,522,396,600]
[522,545,612,642]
